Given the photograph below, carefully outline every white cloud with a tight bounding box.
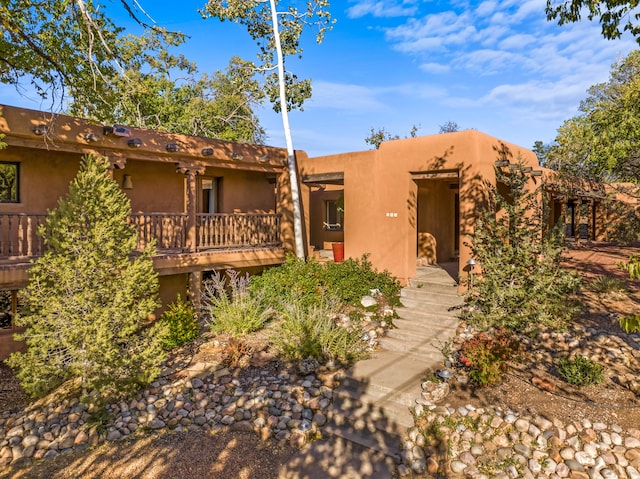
[420,62,451,74]
[346,0,419,19]
[306,81,390,112]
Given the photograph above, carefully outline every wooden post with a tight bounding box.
[574,200,582,245]
[176,164,206,253]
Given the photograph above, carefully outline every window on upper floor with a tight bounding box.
[0,162,19,203]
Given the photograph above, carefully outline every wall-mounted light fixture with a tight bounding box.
[122,175,133,189]
[166,143,180,152]
[104,125,131,137]
[83,132,99,142]
[32,124,49,136]
[232,152,243,160]
[127,138,142,148]
[201,148,214,156]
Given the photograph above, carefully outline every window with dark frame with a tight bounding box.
[0,162,19,203]
[325,200,343,231]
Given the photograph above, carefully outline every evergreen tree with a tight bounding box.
[464,156,581,334]
[7,155,165,401]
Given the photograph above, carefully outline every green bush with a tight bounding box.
[249,254,401,313]
[269,300,369,364]
[203,270,273,337]
[557,356,604,386]
[323,255,401,307]
[464,157,581,334]
[249,256,327,312]
[160,295,200,350]
[459,328,520,385]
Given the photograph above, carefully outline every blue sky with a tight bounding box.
[3,0,638,157]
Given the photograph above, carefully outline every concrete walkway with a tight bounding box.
[279,265,463,478]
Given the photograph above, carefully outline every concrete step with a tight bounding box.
[390,315,459,333]
[322,419,404,466]
[399,295,462,314]
[331,390,416,432]
[377,337,447,361]
[401,286,461,305]
[338,350,430,401]
[394,306,461,323]
[384,324,457,345]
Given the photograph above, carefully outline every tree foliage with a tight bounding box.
[546,1,640,44]
[544,50,640,182]
[69,38,266,143]
[201,0,335,258]
[364,125,419,149]
[201,0,334,114]
[0,1,176,106]
[7,155,165,402]
[464,157,581,334]
[439,121,460,134]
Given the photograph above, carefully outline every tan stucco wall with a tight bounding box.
[299,131,538,285]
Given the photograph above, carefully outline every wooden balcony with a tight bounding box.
[0,212,282,260]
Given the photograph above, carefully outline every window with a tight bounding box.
[0,162,19,203]
[199,177,219,213]
[325,200,343,231]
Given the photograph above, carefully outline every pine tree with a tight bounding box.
[7,155,165,401]
[464,157,581,334]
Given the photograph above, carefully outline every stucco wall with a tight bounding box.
[299,131,539,285]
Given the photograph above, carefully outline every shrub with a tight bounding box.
[322,255,401,307]
[619,255,640,333]
[557,356,604,386]
[160,295,200,350]
[589,275,627,294]
[203,270,273,337]
[459,328,520,385]
[7,155,164,402]
[269,300,369,364]
[249,256,327,312]
[464,156,581,334]
[250,254,401,313]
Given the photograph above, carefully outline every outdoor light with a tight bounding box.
[436,369,452,381]
[166,143,180,152]
[32,124,49,136]
[104,125,131,137]
[83,132,99,142]
[232,152,243,160]
[201,148,214,156]
[127,138,142,148]
[466,258,476,289]
[122,175,133,189]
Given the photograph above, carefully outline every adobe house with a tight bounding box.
[297,130,638,287]
[0,104,297,358]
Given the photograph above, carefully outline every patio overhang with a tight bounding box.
[301,172,344,185]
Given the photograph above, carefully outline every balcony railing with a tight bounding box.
[0,212,282,259]
[0,214,47,259]
[197,213,281,249]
